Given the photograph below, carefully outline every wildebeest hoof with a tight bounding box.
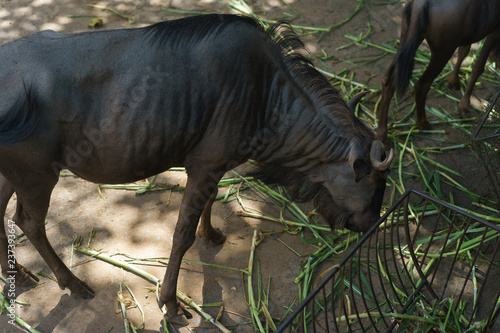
[458,105,473,119]
[416,119,432,130]
[166,305,192,327]
[2,265,40,297]
[158,298,193,327]
[167,313,190,327]
[68,280,95,299]
[15,264,40,286]
[447,77,461,90]
[198,227,226,246]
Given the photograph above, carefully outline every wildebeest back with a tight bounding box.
[0,15,287,183]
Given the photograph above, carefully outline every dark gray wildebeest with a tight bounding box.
[376,0,500,145]
[0,14,393,325]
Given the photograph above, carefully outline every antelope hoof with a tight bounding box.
[167,313,190,327]
[458,105,473,119]
[166,304,192,327]
[447,77,461,90]
[68,279,95,299]
[198,227,227,246]
[416,119,432,130]
[2,265,39,297]
[15,264,40,286]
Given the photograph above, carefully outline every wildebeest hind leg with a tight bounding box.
[448,45,471,90]
[159,169,223,326]
[197,191,226,246]
[0,174,39,294]
[414,47,456,130]
[12,173,95,299]
[458,32,500,117]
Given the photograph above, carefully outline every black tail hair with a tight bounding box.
[0,84,39,145]
[394,0,429,97]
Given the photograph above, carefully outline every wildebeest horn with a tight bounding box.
[370,140,394,171]
[347,91,368,110]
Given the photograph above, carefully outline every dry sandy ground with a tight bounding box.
[0,0,497,332]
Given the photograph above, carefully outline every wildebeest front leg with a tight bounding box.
[197,192,226,246]
[10,174,94,299]
[159,171,223,326]
[0,174,39,293]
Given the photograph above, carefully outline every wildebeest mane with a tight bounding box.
[145,14,259,47]
[268,23,345,112]
[261,20,376,171]
[265,21,374,142]
[145,14,373,145]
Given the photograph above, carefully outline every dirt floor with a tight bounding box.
[0,0,498,332]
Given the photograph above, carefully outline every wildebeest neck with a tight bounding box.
[239,25,375,171]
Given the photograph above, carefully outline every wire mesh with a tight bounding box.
[471,89,500,208]
[276,189,500,333]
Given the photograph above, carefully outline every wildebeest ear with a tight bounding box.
[353,159,371,183]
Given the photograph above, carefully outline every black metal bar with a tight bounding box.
[276,190,413,332]
[276,188,500,332]
[473,88,500,140]
[485,236,500,328]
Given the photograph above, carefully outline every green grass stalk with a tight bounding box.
[74,247,231,332]
[0,292,42,333]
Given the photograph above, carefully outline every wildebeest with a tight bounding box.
[376,0,500,144]
[0,14,393,325]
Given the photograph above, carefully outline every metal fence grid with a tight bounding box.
[276,189,500,332]
[471,89,500,208]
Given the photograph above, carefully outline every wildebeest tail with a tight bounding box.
[0,84,39,145]
[394,0,429,97]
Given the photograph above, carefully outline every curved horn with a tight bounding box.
[347,91,368,110]
[370,140,394,171]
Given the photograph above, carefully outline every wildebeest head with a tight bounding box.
[256,28,394,233]
[257,94,393,233]
[310,139,393,233]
